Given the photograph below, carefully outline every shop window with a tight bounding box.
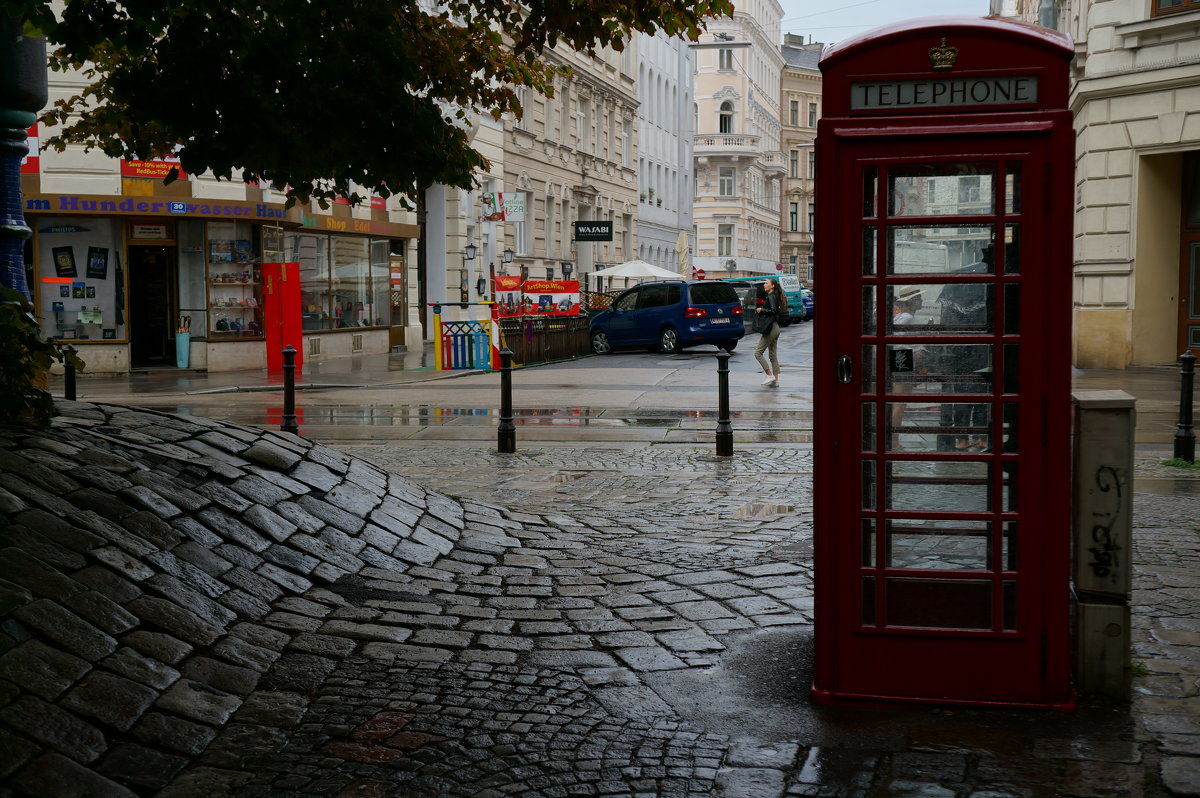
[206,220,262,338]
[370,240,390,328]
[290,232,332,331]
[36,218,125,343]
[331,236,371,328]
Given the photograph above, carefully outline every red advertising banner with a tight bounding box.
[494,277,580,317]
[21,125,38,175]
[523,279,580,316]
[120,157,188,180]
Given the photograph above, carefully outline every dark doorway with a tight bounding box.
[128,246,176,367]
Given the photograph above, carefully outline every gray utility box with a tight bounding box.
[1072,390,1135,698]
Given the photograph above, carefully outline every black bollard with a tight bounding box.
[1174,350,1196,463]
[498,347,516,453]
[63,346,76,401]
[716,350,733,456]
[281,345,299,435]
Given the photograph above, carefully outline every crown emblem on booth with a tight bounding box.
[929,37,958,71]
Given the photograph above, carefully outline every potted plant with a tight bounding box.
[639,192,647,202]
[656,198,663,207]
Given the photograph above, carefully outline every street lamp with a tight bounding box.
[461,243,476,306]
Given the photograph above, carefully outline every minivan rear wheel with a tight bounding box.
[659,327,680,354]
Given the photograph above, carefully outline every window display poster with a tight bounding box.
[209,240,233,263]
[86,246,109,279]
[52,246,76,278]
[37,218,124,341]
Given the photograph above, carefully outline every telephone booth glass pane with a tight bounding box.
[863,167,878,217]
[889,164,995,216]
[886,519,992,570]
[887,226,994,275]
[863,228,877,274]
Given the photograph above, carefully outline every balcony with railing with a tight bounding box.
[694,133,762,158]
[758,150,786,175]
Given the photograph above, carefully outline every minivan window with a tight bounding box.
[690,282,738,304]
[615,289,639,312]
[666,284,682,304]
[639,284,671,309]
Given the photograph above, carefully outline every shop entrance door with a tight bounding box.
[129,245,176,367]
[814,129,1073,707]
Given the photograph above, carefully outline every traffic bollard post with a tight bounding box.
[63,346,76,401]
[716,350,733,456]
[1175,350,1196,463]
[498,347,516,453]
[281,345,299,435]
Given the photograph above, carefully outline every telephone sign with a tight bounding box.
[813,17,1075,710]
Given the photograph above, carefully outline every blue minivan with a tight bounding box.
[589,280,745,354]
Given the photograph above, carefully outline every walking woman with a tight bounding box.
[753,278,788,386]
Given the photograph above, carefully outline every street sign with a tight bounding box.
[695,269,706,280]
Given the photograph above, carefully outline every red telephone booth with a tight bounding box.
[813,18,1075,708]
[262,261,302,372]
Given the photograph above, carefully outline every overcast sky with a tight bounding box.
[778,0,993,45]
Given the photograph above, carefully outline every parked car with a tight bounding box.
[589,280,745,354]
[723,274,807,323]
[800,287,814,319]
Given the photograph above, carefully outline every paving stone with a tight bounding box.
[244,505,300,543]
[0,727,40,779]
[62,670,159,731]
[14,599,118,659]
[120,509,184,549]
[97,741,190,789]
[320,620,414,644]
[297,494,367,534]
[245,440,303,469]
[224,566,284,602]
[257,653,338,692]
[0,547,85,599]
[256,561,313,593]
[194,481,254,513]
[288,632,359,658]
[274,501,328,534]
[101,646,182,690]
[181,656,262,696]
[74,510,157,556]
[126,596,223,647]
[63,590,139,635]
[359,642,454,662]
[12,752,137,798]
[0,576,32,616]
[0,639,91,700]
[233,690,309,727]
[133,711,220,756]
[119,484,184,519]
[155,765,255,797]
[613,647,687,672]
[156,679,243,725]
[3,525,88,571]
[126,471,211,512]
[144,574,236,627]
[72,565,142,604]
[122,630,193,665]
[86,552,152,590]
[673,600,737,621]
[715,767,786,798]
[1,694,108,762]
[210,634,282,672]
[197,507,271,552]
[14,509,107,554]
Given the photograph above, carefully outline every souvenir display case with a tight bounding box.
[206,221,263,337]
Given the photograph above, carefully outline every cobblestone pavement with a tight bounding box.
[0,402,1197,797]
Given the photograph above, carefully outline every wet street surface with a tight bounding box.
[3,329,1197,796]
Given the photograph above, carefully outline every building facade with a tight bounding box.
[23,69,420,374]
[996,0,1200,366]
[692,0,786,280]
[499,44,640,296]
[779,34,822,285]
[636,31,696,280]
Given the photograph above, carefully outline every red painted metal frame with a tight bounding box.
[263,261,303,372]
[813,17,1075,709]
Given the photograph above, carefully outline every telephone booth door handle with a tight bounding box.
[837,356,853,384]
